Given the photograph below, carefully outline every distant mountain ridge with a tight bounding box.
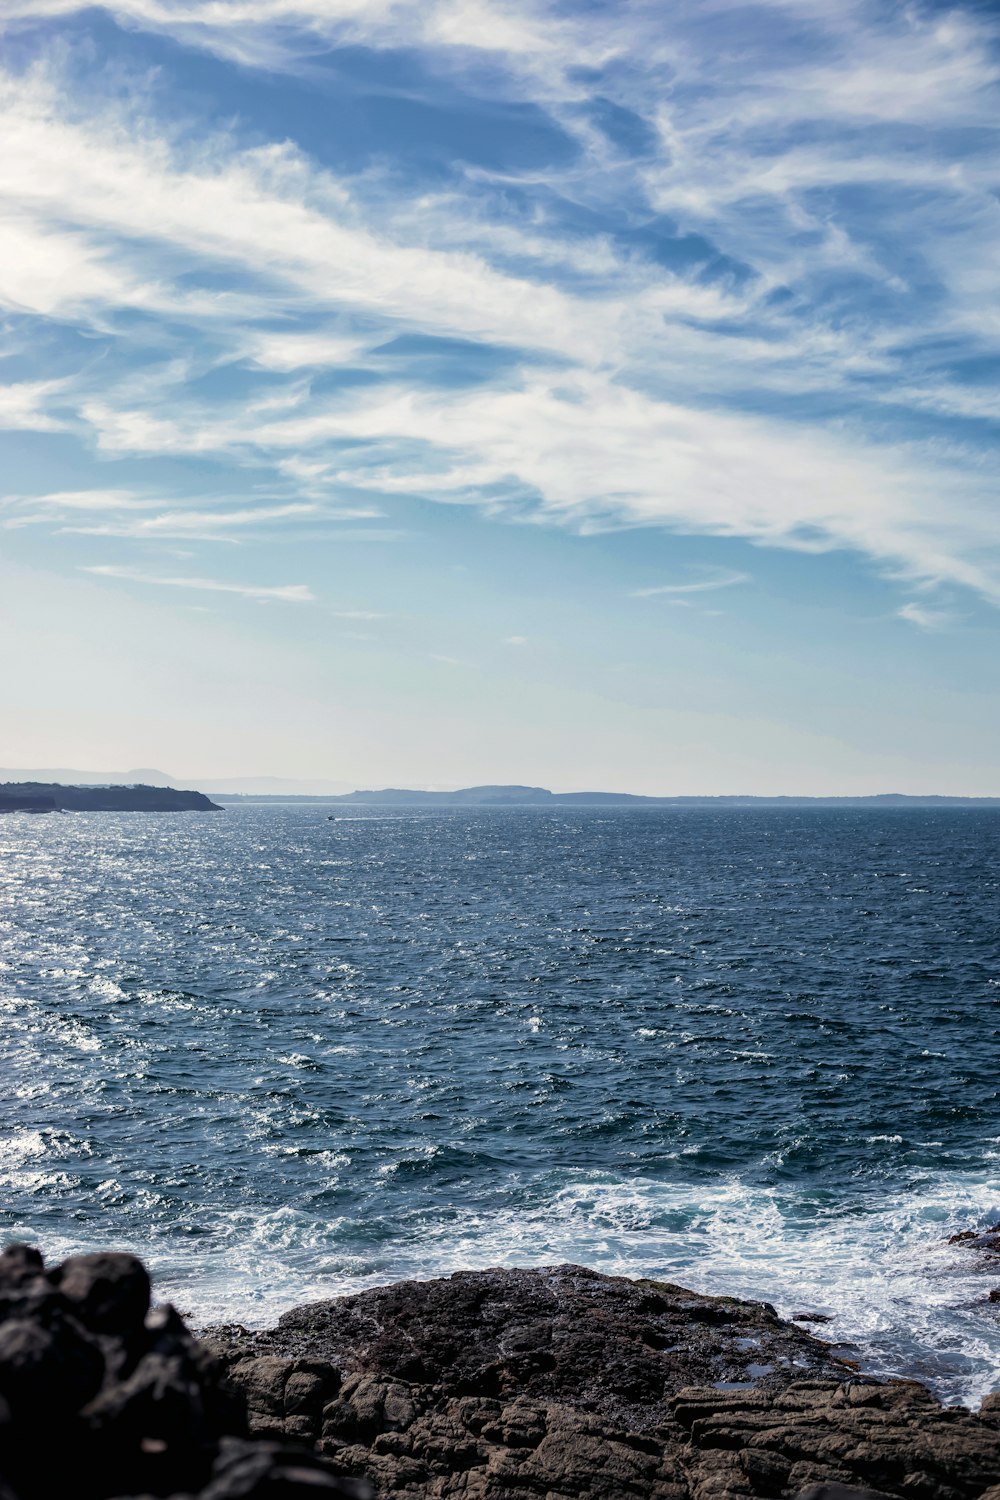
[5,774,997,808]
[319,785,1000,808]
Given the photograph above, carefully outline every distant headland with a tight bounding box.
[219,783,1000,808]
[0,782,221,813]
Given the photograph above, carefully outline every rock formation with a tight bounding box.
[0,1243,366,1499]
[5,1246,1000,1500]
[204,1263,1000,1500]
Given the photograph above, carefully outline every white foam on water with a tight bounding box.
[0,1130,47,1169]
[33,1165,989,1408]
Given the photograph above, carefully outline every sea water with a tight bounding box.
[1,806,998,1404]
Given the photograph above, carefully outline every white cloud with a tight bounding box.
[631,569,750,597]
[81,565,315,601]
[0,5,998,611]
[0,489,363,541]
[0,379,67,431]
[504,635,528,645]
[247,331,374,372]
[638,8,1000,350]
[5,488,147,509]
[897,601,952,631]
[0,0,618,88]
[0,68,609,366]
[219,372,1000,602]
[63,502,320,538]
[1,489,152,526]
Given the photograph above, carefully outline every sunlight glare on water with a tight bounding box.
[1,805,998,1404]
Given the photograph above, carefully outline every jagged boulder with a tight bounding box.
[0,1244,367,1500]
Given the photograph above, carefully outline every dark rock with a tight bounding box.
[0,1243,57,1321]
[213,1264,842,1415]
[0,1245,44,1280]
[55,1252,151,1335]
[795,1486,894,1500]
[200,1436,372,1498]
[0,1243,367,1500]
[0,1313,104,1414]
[207,1262,1000,1499]
[949,1226,1000,1256]
[228,1357,295,1424]
[9,1246,1000,1500]
[792,1313,835,1324]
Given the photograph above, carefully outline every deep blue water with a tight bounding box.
[2,807,999,1402]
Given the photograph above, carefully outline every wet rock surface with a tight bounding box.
[0,1244,367,1500]
[949,1228,1000,1257]
[203,1263,1000,1499]
[947,1227,1000,1309]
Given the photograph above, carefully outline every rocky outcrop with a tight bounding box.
[0,1243,366,1499]
[671,1381,1000,1500]
[948,1227,1000,1308]
[0,782,220,812]
[7,1248,1000,1500]
[203,1263,1000,1500]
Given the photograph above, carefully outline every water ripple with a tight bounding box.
[1,806,999,1402]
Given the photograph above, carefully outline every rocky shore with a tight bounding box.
[3,1245,1000,1500]
[205,1263,1000,1500]
[0,1243,363,1500]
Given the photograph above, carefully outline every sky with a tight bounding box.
[1,0,999,793]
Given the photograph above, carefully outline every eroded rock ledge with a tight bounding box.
[204,1263,1000,1500]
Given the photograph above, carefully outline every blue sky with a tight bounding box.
[1,0,999,792]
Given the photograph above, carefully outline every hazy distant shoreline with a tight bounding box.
[5,770,998,805]
[0,782,221,812]
[212,784,1000,808]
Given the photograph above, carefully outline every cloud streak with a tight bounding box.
[63,502,320,539]
[897,601,952,632]
[631,570,750,598]
[82,565,315,602]
[0,2,998,611]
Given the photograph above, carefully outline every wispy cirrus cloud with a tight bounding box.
[0,489,153,526]
[0,67,605,365]
[0,0,616,85]
[897,601,952,631]
[2,489,382,540]
[63,502,320,539]
[0,0,998,615]
[0,377,69,431]
[193,373,999,601]
[81,565,315,602]
[631,569,750,599]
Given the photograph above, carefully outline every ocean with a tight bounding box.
[1,805,999,1404]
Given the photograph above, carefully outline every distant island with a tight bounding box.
[0,782,221,813]
[217,783,1000,808]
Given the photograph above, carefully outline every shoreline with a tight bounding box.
[167,1211,1000,1413]
[42,1197,1000,1412]
[203,1261,1000,1499]
[5,1243,1000,1497]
